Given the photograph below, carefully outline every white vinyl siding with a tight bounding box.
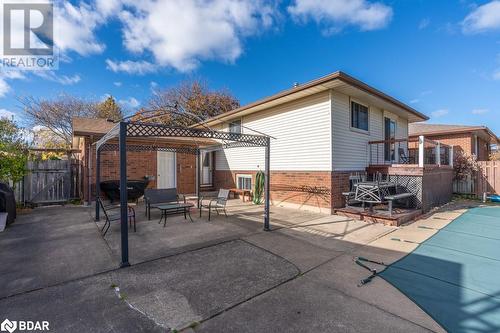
[331,91,411,170]
[331,90,384,170]
[215,91,332,171]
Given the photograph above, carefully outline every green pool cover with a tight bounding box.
[380,206,500,333]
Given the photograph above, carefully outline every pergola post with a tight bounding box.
[95,148,101,221]
[196,149,200,208]
[119,122,130,268]
[93,121,272,267]
[264,138,270,231]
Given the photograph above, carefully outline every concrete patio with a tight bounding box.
[0,198,472,332]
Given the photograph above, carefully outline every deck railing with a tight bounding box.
[368,136,453,167]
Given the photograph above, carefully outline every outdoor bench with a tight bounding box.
[144,188,186,220]
[385,193,413,217]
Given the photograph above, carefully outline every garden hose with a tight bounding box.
[253,171,265,205]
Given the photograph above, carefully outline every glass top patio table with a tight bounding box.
[155,203,194,210]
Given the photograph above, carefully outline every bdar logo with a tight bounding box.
[0,319,17,333]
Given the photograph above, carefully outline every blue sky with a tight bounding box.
[1,0,500,134]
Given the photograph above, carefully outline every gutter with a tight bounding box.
[196,71,428,127]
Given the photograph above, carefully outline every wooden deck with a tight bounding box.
[334,205,422,226]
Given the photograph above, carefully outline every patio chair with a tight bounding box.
[97,197,136,236]
[342,173,365,208]
[398,148,410,164]
[199,189,230,221]
[144,188,186,220]
[373,171,388,182]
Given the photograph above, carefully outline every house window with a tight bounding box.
[237,174,252,190]
[351,101,369,131]
[229,119,242,134]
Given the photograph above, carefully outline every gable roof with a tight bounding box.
[198,71,428,127]
[72,117,116,136]
[409,123,499,143]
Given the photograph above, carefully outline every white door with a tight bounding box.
[157,151,176,189]
[201,151,213,186]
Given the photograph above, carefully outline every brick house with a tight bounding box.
[195,71,431,213]
[73,117,205,204]
[408,123,499,161]
[75,71,456,216]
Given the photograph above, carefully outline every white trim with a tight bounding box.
[236,173,252,190]
[229,118,243,134]
[349,97,370,135]
[156,151,177,189]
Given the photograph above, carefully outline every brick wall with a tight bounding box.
[214,170,332,210]
[331,171,356,209]
[411,132,492,161]
[82,137,196,202]
[420,133,472,158]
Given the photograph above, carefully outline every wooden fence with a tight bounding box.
[476,161,500,196]
[453,174,475,195]
[14,159,82,206]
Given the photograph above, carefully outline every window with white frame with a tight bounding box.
[229,119,242,134]
[236,174,252,190]
[351,101,369,131]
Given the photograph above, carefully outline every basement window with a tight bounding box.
[237,174,252,190]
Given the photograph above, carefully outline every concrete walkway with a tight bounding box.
[0,200,470,332]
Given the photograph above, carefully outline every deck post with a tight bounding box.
[418,135,425,168]
[436,141,441,166]
[449,146,454,167]
[119,122,130,268]
[264,138,271,231]
[95,148,100,221]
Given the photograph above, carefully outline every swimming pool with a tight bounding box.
[380,206,500,333]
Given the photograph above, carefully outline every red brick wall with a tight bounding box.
[410,133,491,161]
[214,170,333,210]
[82,137,196,202]
[420,133,472,158]
[331,171,356,209]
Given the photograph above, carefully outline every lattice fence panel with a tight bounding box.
[388,175,423,209]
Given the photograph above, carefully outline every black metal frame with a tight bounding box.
[94,121,271,267]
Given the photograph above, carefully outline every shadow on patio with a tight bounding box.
[96,198,395,265]
[2,200,499,332]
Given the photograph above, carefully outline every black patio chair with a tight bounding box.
[97,197,136,236]
[144,188,185,220]
[342,172,365,207]
[399,148,410,164]
[199,189,230,221]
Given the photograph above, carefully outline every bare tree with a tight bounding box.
[19,95,123,147]
[135,80,239,126]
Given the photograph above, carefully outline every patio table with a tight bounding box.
[156,203,194,227]
[354,181,396,212]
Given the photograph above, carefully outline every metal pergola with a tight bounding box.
[94,121,271,267]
